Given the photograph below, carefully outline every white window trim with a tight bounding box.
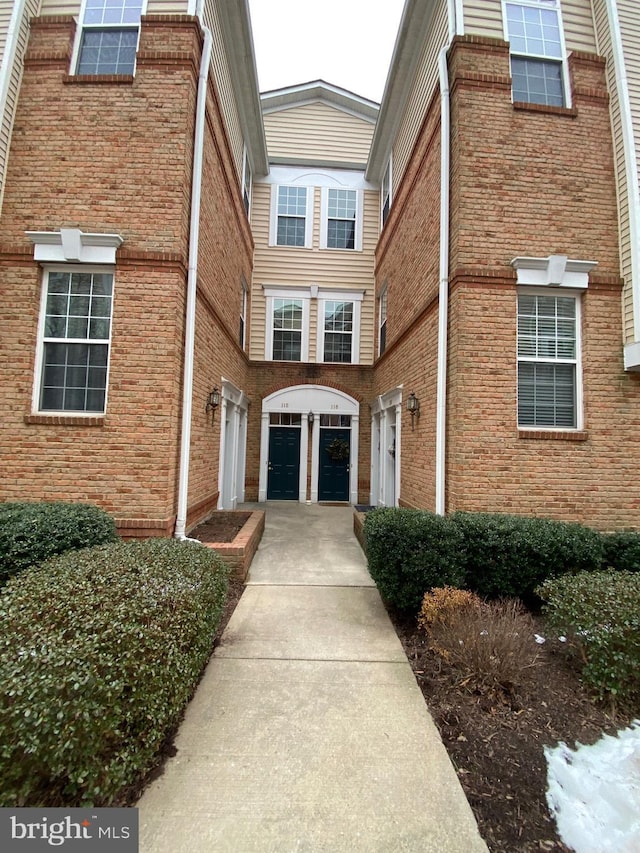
[319,188,364,251]
[501,0,572,109]
[32,264,116,416]
[516,286,584,431]
[316,289,364,364]
[269,185,314,248]
[263,285,311,361]
[70,0,147,76]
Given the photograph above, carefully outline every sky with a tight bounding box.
[247,0,406,104]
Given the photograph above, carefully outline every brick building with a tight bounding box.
[1,0,639,534]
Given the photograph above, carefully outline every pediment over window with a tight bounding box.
[511,255,597,289]
[26,229,124,264]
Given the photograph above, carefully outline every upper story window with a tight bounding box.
[320,188,363,251]
[517,291,580,428]
[242,150,252,216]
[271,186,314,248]
[264,287,311,362]
[322,300,354,363]
[381,160,392,227]
[503,0,568,108]
[379,286,387,356]
[37,268,114,413]
[75,0,145,75]
[240,277,248,349]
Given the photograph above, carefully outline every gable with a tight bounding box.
[264,101,375,167]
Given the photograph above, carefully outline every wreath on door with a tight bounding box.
[325,437,350,461]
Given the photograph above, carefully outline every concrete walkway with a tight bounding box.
[138,503,488,852]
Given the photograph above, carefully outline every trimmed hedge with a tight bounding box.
[364,508,465,612]
[0,501,118,583]
[451,512,604,599]
[0,538,230,807]
[364,508,605,613]
[537,570,640,703]
[602,530,640,573]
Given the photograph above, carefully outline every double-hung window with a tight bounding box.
[322,300,354,363]
[379,286,387,356]
[239,277,248,349]
[38,268,114,413]
[75,0,145,76]
[242,150,252,216]
[320,188,363,251]
[504,0,567,108]
[381,161,392,228]
[272,298,303,361]
[273,186,312,247]
[517,291,579,428]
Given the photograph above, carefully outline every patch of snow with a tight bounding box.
[545,722,640,853]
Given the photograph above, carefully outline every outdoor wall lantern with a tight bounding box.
[308,411,315,424]
[206,387,220,424]
[406,391,420,430]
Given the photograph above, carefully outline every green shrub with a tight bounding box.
[0,501,118,583]
[0,538,230,807]
[364,508,465,613]
[602,530,640,573]
[537,570,640,704]
[451,512,603,599]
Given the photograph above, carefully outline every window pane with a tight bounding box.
[278,186,307,216]
[77,29,138,75]
[511,57,563,106]
[324,333,352,363]
[41,343,108,413]
[277,215,305,246]
[324,301,353,332]
[273,330,301,361]
[273,299,302,330]
[327,219,355,249]
[328,189,356,220]
[518,362,576,428]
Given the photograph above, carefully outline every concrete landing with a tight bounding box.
[137,503,488,852]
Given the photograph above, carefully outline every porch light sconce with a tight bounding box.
[407,391,420,430]
[308,411,314,425]
[206,387,220,423]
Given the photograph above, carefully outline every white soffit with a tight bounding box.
[511,255,597,289]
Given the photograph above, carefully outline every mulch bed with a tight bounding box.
[387,607,637,852]
[190,512,252,543]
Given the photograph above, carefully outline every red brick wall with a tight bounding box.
[374,35,640,529]
[0,15,253,535]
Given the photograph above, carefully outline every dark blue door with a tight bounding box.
[318,428,350,502]
[267,427,300,500]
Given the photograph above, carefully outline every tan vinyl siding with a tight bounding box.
[264,102,375,165]
[249,181,378,364]
[0,1,13,60]
[464,0,596,52]
[202,0,243,180]
[464,0,504,40]
[593,0,638,342]
[39,0,188,15]
[392,0,448,193]
[0,0,40,212]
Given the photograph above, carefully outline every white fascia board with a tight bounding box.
[366,0,438,183]
[624,341,640,371]
[217,0,269,176]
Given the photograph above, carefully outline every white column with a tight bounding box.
[258,412,270,502]
[350,414,359,504]
[310,416,320,502]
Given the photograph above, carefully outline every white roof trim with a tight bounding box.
[366,0,438,182]
[217,0,269,176]
[261,80,379,123]
[511,255,597,289]
[26,229,123,264]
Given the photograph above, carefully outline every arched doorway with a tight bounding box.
[259,385,359,503]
